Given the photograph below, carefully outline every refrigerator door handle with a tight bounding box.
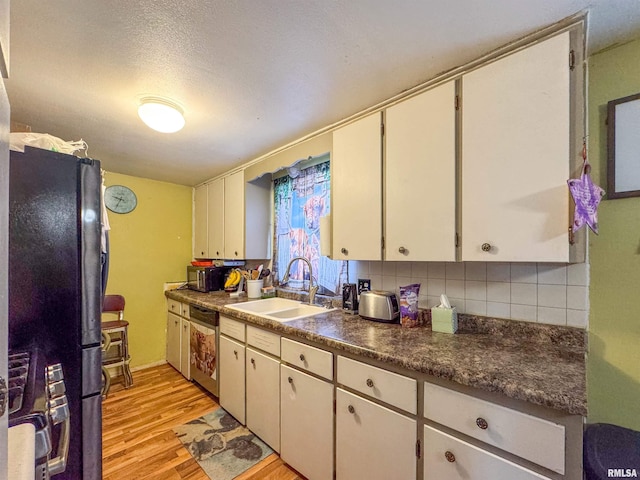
[48,415,70,476]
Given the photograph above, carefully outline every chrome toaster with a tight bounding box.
[358,290,400,323]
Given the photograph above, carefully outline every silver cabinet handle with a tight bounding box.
[288,377,293,384]
[233,350,238,359]
[348,405,355,414]
[366,378,374,388]
[445,451,456,463]
[398,246,408,255]
[341,247,348,255]
[250,358,255,366]
[481,243,492,252]
[299,353,306,362]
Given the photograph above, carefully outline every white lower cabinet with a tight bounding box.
[214,313,577,480]
[166,312,181,371]
[166,300,190,378]
[336,387,417,480]
[423,425,551,480]
[246,347,280,452]
[423,382,565,475]
[219,335,246,424]
[280,364,334,480]
[180,318,191,380]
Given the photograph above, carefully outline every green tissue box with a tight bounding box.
[431,307,458,334]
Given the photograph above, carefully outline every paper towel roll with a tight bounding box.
[320,214,332,258]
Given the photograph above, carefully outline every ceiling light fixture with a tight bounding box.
[137,96,185,133]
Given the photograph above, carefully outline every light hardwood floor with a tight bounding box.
[102,364,304,480]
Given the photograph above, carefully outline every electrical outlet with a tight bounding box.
[358,278,371,294]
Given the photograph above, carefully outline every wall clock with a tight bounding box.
[105,185,137,214]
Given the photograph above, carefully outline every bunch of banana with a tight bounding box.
[224,269,242,289]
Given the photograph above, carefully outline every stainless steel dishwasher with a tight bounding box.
[188,305,219,396]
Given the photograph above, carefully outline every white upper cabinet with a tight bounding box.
[224,170,245,259]
[332,112,383,260]
[193,184,208,258]
[207,177,224,258]
[193,169,271,260]
[461,32,571,262]
[244,174,272,260]
[385,80,457,261]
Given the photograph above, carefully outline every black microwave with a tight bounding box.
[186,266,229,292]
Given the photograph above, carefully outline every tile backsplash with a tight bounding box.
[348,261,589,328]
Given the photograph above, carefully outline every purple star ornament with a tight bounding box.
[567,161,605,234]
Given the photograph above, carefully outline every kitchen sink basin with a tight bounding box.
[226,297,335,321]
[266,304,330,320]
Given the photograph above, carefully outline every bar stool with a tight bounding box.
[101,294,133,395]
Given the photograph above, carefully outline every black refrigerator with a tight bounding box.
[8,145,104,479]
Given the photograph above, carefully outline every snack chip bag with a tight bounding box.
[399,283,421,327]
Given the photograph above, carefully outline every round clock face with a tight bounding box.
[105,185,137,214]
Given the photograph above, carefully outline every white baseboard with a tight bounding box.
[105,359,167,373]
[131,360,168,372]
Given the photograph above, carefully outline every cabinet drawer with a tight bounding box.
[423,382,565,474]
[423,425,551,480]
[281,338,333,381]
[167,299,182,316]
[247,325,280,357]
[220,316,245,342]
[337,356,417,414]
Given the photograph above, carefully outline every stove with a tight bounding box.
[8,348,70,479]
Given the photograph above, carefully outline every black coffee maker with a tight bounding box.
[342,283,358,314]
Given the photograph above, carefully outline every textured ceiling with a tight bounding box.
[6,1,640,186]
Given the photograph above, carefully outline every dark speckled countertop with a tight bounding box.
[166,288,587,416]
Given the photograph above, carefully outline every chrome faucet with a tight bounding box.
[281,256,319,305]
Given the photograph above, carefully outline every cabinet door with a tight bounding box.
[281,365,334,480]
[219,335,246,424]
[423,425,552,480]
[461,32,571,262]
[207,178,225,258]
[336,388,416,480]
[385,81,457,261]
[180,319,190,379]
[224,171,245,259]
[166,312,181,371]
[193,184,208,258]
[332,112,382,260]
[246,347,280,452]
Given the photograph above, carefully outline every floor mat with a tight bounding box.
[173,407,273,480]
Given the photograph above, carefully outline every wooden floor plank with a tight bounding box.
[102,363,303,480]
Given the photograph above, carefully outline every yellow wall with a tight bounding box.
[588,38,640,431]
[104,172,192,368]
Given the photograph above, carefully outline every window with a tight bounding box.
[273,159,345,294]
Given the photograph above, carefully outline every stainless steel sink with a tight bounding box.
[226,297,335,321]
